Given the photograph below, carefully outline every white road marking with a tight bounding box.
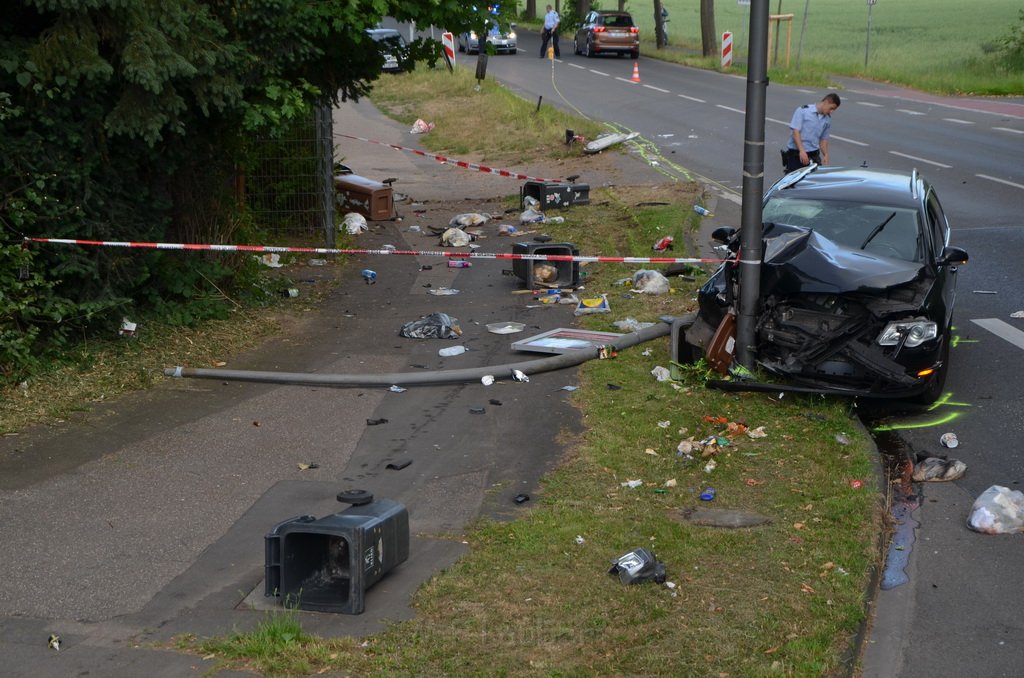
[643,84,670,93]
[831,134,868,147]
[568,63,586,70]
[615,76,638,84]
[897,109,926,116]
[994,127,1024,135]
[976,174,1024,190]
[590,69,609,76]
[857,101,883,108]
[943,118,974,125]
[888,151,952,168]
[678,94,706,103]
[766,117,789,126]
[716,105,745,114]
[971,319,1024,351]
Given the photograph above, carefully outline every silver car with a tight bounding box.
[458,20,517,54]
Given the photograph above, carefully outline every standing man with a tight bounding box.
[782,92,841,173]
[540,4,560,58]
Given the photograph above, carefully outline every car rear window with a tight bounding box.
[600,15,634,28]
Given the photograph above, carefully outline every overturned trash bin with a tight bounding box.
[264,490,410,614]
[512,241,580,290]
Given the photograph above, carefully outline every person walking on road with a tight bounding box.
[782,92,840,173]
[540,4,560,58]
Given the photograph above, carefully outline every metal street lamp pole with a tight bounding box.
[736,0,770,369]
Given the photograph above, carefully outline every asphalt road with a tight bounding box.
[445,26,1024,678]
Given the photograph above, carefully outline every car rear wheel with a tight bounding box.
[630,50,639,59]
[585,36,594,57]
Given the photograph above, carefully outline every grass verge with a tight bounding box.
[178,67,882,677]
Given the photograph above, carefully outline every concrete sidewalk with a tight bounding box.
[0,97,682,677]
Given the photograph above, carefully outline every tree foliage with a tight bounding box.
[0,0,475,384]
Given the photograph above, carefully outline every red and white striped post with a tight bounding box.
[721,31,733,69]
[441,32,456,72]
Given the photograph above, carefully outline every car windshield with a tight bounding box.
[763,197,922,262]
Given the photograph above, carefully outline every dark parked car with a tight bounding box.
[458,20,517,54]
[365,28,409,72]
[574,10,639,59]
[680,165,969,404]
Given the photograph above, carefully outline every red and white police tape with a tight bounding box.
[24,237,720,265]
[335,133,561,183]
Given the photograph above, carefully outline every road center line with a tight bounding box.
[590,69,609,76]
[943,118,974,125]
[678,93,706,103]
[715,105,745,114]
[888,151,952,168]
[615,76,637,84]
[994,127,1024,135]
[643,84,670,93]
[897,109,926,116]
[971,319,1024,351]
[857,101,883,108]
[568,63,586,70]
[976,174,1024,190]
[830,134,868,147]
[766,117,789,126]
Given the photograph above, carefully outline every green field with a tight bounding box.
[623,0,1023,94]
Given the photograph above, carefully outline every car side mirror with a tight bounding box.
[511,22,517,28]
[711,227,737,244]
[937,246,968,266]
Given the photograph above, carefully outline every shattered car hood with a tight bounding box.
[761,223,925,295]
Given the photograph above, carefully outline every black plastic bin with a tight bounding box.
[512,242,580,289]
[521,181,590,210]
[264,496,409,614]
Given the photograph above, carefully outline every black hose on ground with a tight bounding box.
[163,319,675,387]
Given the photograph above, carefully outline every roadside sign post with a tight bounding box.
[441,31,456,72]
[864,0,876,69]
[721,31,733,68]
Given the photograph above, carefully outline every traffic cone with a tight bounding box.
[630,61,641,83]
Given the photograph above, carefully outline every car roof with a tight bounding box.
[594,10,632,16]
[767,166,928,209]
[366,28,402,40]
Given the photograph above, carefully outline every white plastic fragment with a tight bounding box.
[621,479,644,489]
[968,485,1024,534]
[512,369,529,382]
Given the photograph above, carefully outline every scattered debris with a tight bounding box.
[939,432,959,448]
[613,317,656,332]
[119,318,137,337]
[256,252,283,267]
[632,269,670,295]
[409,118,435,134]
[438,345,467,357]
[428,287,460,296]
[511,369,530,382]
[968,485,1024,534]
[296,462,320,471]
[699,487,716,501]
[912,456,967,482]
[481,375,495,386]
[651,366,672,382]
[652,236,674,252]
[850,479,864,489]
[361,269,377,284]
[440,227,473,247]
[469,406,486,414]
[389,385,407,393]
[584,131,639,155]
[386,460,412,471]
[48,634,61,651]
[664,478,678,488]
[513,493,530,504]
[621,479,644,489]
[693,204,714,217]
[835,433,851,446]
[575,535,586,545]
[400,312,462,339]
[449,213,490,228]
[366,418,389,426]
[1011,310,1024,318]
[488,398,502,406]
[608,547,666,585]
[342,212,367,234]
[574,294,610,315]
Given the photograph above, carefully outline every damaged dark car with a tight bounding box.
[681,165,969,404]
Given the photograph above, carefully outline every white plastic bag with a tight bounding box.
[632,269,670,295]
[440,227,472,247]
[342,212,367,234]
[410,118,435,134]
[967,485,1024,534]
[449,213,490,228]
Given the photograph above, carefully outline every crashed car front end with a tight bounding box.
[687,223,952,400]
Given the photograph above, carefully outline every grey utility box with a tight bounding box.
[264,494,409,614]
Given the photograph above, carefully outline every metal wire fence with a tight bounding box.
[245,103,335,246]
